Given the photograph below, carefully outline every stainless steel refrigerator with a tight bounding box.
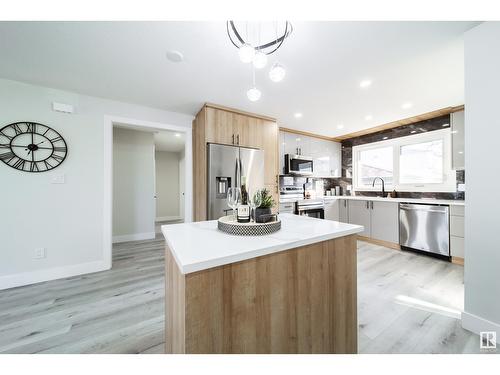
[207,143,264,220]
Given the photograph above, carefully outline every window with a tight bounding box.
[399,140,443,184]
[357,146,393,188]
[353,129,456,193]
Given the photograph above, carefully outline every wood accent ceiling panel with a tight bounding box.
[166,235,358,354]
[332,105,464,141]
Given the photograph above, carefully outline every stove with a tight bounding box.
[296,199,325,219]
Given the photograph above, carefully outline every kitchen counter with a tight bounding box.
[324,195,465,206]
[281,195,465,206]
[162,213,363,274]
[163,213,362,354]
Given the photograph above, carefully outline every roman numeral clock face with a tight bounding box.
[0,122,68,172]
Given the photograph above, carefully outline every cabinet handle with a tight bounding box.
[371,201,374,209]
[366,201,369,209]
[232,134,235,144]
[236,134,240,145]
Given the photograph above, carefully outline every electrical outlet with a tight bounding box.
[51,174,65,184]
[457,183,466,192]
[34,248,46,259]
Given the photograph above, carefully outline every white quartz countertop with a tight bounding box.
[281,195,464,206]
[162,213,363,274]
[323,195,465,206]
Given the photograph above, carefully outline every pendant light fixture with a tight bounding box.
[227,21,292,101]
[239,43,255,63]
[269,62,286,82]
[247,66,261,102]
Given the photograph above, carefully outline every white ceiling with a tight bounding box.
[0,21,478,137]
[154,130,185,152]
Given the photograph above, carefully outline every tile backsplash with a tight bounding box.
[328,114,464,200]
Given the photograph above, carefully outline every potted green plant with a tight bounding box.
[254,188,275,222]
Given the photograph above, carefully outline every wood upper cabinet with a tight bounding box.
[262,120,279,186]
[205,107,237,146]
[193,103,279,221]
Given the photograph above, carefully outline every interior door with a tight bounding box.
[348,200,371,237]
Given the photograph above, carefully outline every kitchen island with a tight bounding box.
[162,213,363,354]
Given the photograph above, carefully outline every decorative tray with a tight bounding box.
[217,215,281,236]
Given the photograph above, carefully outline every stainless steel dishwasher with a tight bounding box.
[399,203,450,258]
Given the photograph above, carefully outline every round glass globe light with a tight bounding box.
[269,62,286,82]
[247,87,261,102]
[253,51,268,69]
[238,44,255,63]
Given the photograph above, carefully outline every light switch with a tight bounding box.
[52,102,74,113]
[51,174,66,184]
[34,248,46,259]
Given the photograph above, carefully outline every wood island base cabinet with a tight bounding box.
[165,235,358,354]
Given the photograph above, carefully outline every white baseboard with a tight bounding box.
[462,311,500,335]
[155,216,182,222]
[112,232,156,243]
[0,259,110,291]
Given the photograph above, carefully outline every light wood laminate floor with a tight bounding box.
[0,236,491,354]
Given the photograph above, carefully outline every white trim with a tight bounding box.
[112,232,156,243]
[0,260,109,291]
[352,129,456,193]
[156,216,182,222]
[104,115,193,268]
[462,311,500,336]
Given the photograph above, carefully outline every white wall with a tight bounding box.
[0,78,193,290]
[462,22,500,334]
[155,151,180,220]
[113,128,155,242]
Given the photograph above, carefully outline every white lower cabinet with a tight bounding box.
[324,199,340,221]
[370,201,399,243]
[347,199,399,243]
[339,199,349,223]
[450,204,465,260]
[348,200,371,237]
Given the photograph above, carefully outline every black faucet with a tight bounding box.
[372,177,385,197]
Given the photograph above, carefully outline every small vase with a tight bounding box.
[255,207,272,222]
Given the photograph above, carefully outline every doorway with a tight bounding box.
[154,130,186,234]
[103,116,192,269]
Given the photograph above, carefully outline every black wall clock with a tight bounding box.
[0,122,68,173]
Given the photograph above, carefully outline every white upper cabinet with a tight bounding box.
[451,110,465,170]
[279,130,341,177]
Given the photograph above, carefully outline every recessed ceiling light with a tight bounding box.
[174,133,181,137]
[401,102,413,109]
[294,113,303,119]
[166,50,184,63]
[458,151,464,154]
[296,138,301,142]
[365,115,373,121]
[360,80,372,88]
[337,124,345,129]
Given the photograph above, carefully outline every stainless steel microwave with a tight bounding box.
[284,154,314,175]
